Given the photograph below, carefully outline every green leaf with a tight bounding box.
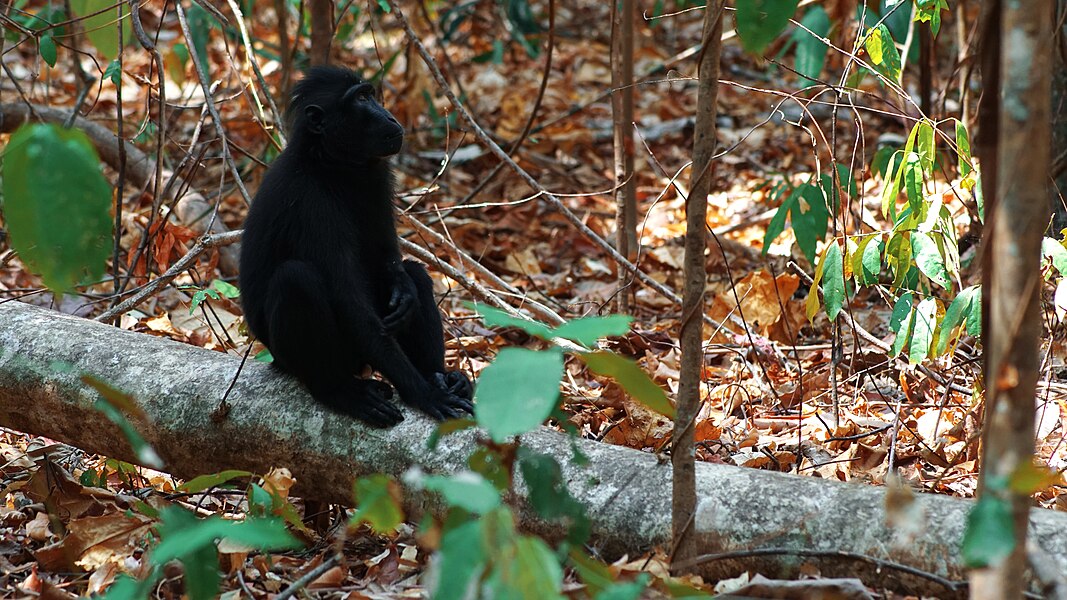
[762,183,798,256]
[909,297,937,364]
[552,315,633,347]
[595,575,651,600]
[863,24,902,82]
[1042,237,1067,276]
[253,348,273,363]
[880,150,905,218]
[81,376,163,469]
[153,509,298,566]
[432,520,487,600]
[351,474,404,532]
[852,234,882,285]
[936,285,980,354]
[68,0,130,59]
[39,33,56,66]
[179,470,253,493]
[915,120,935,173]
[189,288,221,313]
[871,145,897,178]
[474,348,563,442]
[469,446,510,490]
[424,472,501,515]
[104,58,121,84]
[911,231,950,289]
[1,123,113,293]
[793,183,831,264]
[475,304,554,340]
[735,0,800,54]
[579,351,674,418]
[955,119,972,178]
[903,152,924,214]
[213,279,240,298]
[518,450,589,544]
[490,536,564,599]
[821,243,845,320]
[885,232,912,290]
[889,293,915,358]
[184,3,214,79]
[792,6,831,85]
[962,495,1016,568]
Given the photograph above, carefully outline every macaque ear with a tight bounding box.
[305,105,325,134]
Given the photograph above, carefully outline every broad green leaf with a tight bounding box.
[552,315,633,347]
[821,243,845,320]
[2,123,112,293]
[103,58,121,84]
[911,231,950,289]
[935,286,979,355]
[909,297,937,364]
[493,536,564,600]
[579,351,674,418]
[871,145,897,178]
[1042,237,1067,276]
[432,520,487,600]
[39,33,56,66]
[179,470,253,493]
[852,234,882,285]
[152,510,297,565]
[69,0,130,59]
[880,150,905,218]
[735,0,800,54]
[965,287,982,335]
[962,495,1015,568]
[793,183,831,264]
[254,348,273,363]
[1009,461,1065,494]
[885,233,912,290]
[863,24,902,82]
[475,304,554,340]
[955,119,973,178]
[915,120,935,172]
[889,293,915,357]
[469,446,510,490]
[792,6,831,85]
[914,0,948,36]
[351,474,404,532]
[903,152,924,214]
[474,348,563,442]
[213,279,240,298]
[518,450,588,539]
[166,43,189,84]
[424,472,501,515]
[569,550,615,596]
[762,184,799,256]
[595,576,650,600]
[428,417,477,450]
[184,3,214,79]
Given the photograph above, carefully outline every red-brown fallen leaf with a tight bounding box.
[310,565,347,588]
[66,512,156,571]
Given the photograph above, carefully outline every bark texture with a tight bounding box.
[1,301,1067,596]
[673,1,723,572]
[971,1,1052,597]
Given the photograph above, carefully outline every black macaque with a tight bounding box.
[239,66,473,427]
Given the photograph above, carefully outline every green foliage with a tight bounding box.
[580,351,674,418]
[763,179,830,265]
[69,0,131,60]
[735,0,800,54]
[791,6,831,86]
[104,506,300,600]
[82,375,164,469]
[423,472,502,515]
[104,58,122,84]
[38,34,57,66]
[189,279,241,313]
[1,123,113,293]
[179,470,253,493]
[474,347,565,442]
[351,474,405,533]
[962,478,1015,568]
[863,24,902,82]
[914,0,949,36]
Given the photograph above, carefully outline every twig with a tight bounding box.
[274,553,342,600]
[384,0,733,333]
[95,231,242,322]
[174,2,253,206]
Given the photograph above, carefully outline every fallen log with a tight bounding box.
[0,300,1064,597]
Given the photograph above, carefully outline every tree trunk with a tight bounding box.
[2,301,1067,596]
[971,1,1052,597]
[308,0,333,66]
[672,1,723,574]
[611,0,637,313]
